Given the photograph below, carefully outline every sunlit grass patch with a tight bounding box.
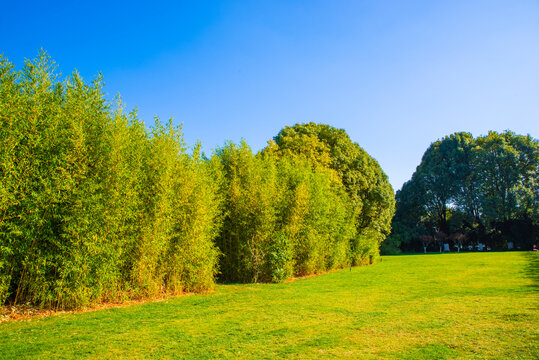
[0,252,537,359]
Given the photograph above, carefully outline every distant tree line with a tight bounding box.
[384,131,539,254]
[0,53,394,309]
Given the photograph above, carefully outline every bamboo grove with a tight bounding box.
[0,53,395,309]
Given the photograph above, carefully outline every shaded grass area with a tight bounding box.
[1,252,537,359]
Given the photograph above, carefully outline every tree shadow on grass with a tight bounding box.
[521,252,539,290]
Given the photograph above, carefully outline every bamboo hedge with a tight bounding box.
[0,53,394,309]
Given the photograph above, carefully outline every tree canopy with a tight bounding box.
[387,131,539,253]
[272,123,395,264]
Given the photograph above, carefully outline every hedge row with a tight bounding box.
[0,53,393,309]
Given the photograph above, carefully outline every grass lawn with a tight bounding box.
[1,252,537,359]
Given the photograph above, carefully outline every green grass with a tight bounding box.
[1,252,537,359]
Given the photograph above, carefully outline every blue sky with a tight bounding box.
[2,0,538,190]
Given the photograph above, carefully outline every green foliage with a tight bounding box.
[273,123,395,264]
[1,53,397,304]
[0,52,222,308]
[277,154,355,275]
[391,131,539,252]
[266,231,293,283]
[215,141,357,283]
[214,141,282,283]
[475,131,538,223]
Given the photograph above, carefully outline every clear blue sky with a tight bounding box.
[2,0,538,191]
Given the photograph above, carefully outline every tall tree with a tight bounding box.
[389,131,539,253]
[272,123,395,264]
[414,132,475,233]
[475,131,539,223]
